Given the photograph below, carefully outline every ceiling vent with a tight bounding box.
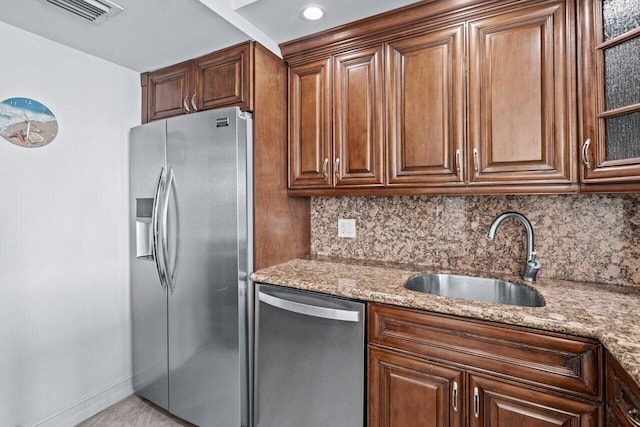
[44,0,124,24]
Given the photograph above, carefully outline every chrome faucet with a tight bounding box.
[488,211,541,282]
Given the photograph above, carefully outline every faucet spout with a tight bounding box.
[488,211,541,282]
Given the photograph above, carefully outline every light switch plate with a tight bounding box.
[338,218,356,238]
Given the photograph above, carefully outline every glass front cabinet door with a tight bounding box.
[580,0,640,189]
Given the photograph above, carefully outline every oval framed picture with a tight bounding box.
[0,97,58,148]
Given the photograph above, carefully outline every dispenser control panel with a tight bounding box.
[136,198,154,260]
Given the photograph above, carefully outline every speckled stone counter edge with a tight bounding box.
[251,256,640,390]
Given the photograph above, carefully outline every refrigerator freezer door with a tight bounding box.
[166,108,249,426]
[130,120,169,410]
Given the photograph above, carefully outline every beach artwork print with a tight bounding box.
[0,97,58,148]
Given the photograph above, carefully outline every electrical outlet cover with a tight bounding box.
[338,219,356,238]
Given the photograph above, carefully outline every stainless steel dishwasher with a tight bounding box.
[254,283,365,427]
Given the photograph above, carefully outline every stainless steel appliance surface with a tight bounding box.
[130,107,253,427]
[254,284,365,427]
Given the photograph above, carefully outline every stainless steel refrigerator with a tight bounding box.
[129,107,252,426]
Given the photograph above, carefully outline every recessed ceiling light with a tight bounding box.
[302,5,324,20]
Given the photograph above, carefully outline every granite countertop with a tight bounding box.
[251,256,640,390]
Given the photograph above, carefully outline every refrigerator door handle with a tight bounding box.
[162,167,178,294]
[152,167,168,292]
[257,291,360,322]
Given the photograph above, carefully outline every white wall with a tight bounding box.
[0,22,139,426]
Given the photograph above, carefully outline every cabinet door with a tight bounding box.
[194,42,252,112]
[468,1,575,186]
[387,24,465,186]
[288,59,332,188]
[469,375,601,427]
[607,408,630,427]
[606,352,640,427]
[146,62,192,122]
[369,347,463,427]
[333,46,384,187]
[579,0,640,187]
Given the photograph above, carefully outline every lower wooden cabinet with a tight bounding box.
[368,303,604,426]
[470,375,601,427]
[369,347,463,427]
[606,352,640,427]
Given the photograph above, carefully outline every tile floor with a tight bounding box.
[76,395,194,426]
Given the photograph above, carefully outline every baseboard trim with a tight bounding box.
[31,376,134,427]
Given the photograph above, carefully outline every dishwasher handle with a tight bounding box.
[257,291,361,322]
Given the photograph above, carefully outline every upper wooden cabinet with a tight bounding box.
[144,62,192,122]
[193,43,252,112]
[579,0,640,191]
[288,46,384,189]
[467,1,575,186]
[333,46,384,187]
[387,24,466,187]
[142,42,252,123]
[284,0,578,195]
[288,58,332,188]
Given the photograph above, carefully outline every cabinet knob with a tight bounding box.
[321,158,329,179]
[473,386,480,418]
[183,95,191,113]
[473,148,479,174]
[582,138,592,170]
[456,149,463,182]
[628,408,640,427]
[452,381,458,412]
[191,93,198,112]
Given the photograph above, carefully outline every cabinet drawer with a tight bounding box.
[369,303,602,399]
[607,353,640,427]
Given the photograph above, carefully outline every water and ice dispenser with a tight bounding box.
[136,198,154,260]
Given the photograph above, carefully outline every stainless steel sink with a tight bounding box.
[404,273,545,307]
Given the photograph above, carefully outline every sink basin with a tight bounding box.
[404,273,545,307]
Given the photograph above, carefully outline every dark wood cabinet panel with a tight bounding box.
[145,62,192,122]
[369,303,602,399]
[606,352,640,427]
[194,42,252,112]
[285,0,581,196]
[333,46,384,187]
[578,0,640,190]
[288,59,332,189]
[386,24,466,186]
[367,303,604,427]
[289,46,384,190]
[252,45,310,270]
[142,42,253,123]
[467,0,575,186]
[470,374,602,427]
[369,347,463,427]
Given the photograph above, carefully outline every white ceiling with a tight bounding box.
[0,0,420,72]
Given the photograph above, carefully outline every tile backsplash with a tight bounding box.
[311,194,640,287]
